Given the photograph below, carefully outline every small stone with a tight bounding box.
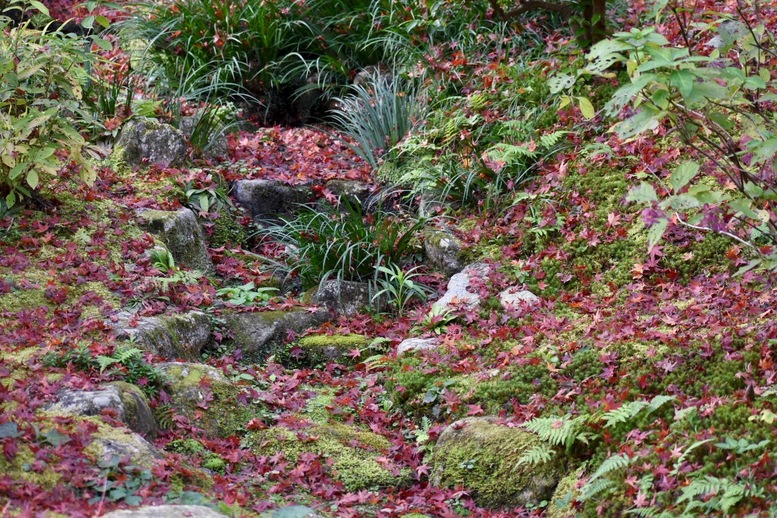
[396,337,439,356]
[136,208,214,274]
[233,179,312,219]
[324,180,372,208]
[498,288,540,313]
[313,280,380,316]
[291,333,369,367]
[101,505,228,518]
[423,228,464,276]
[114,117,187,169]
[432,263,490,313]
[261,506,322,518]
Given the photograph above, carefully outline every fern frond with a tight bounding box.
[602,401,648,428]
[647,394,675,414]
[515,443,556,467]
[588,453,633,484]
[538,130,568,148]
[579,478,614,501]
[522,415,582,448]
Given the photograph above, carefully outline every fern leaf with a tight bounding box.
[579,478,614,501]
[588,453,633,484]
[647,394,675,414]
[96,355,117,373]
[522,415,581,447]
[515,443,555,467]
[538,130,568,149]
[602,401,647,428]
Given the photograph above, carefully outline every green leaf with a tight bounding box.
[26,169,39,190]
[92,37,113,52]
[28,0,50,16]
[626,182,658,203]
[648,218,669,250]
[614,107,663,140]
[0,422,21,439]
[548,74,576,94]
[577,97,596,119]
[670,161,700,193]
[671,70,694,99]
[81,15,95,29]
[41,428,70,447]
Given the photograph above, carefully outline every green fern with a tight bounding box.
[538,130,568,148]
[579,478,614,501]
[521,415,588,449]
[587,453,633,485]
[515,443,556,467]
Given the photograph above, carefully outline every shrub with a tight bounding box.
[260,198,425,289]
[0,0,105,211]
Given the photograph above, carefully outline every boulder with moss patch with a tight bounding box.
[430,417,567,508]
[159,362,252,438]
[137,208,215,274]
[245,420,410,491]
[113,117,188,169]
[313,280,380,316]
[432,263,490,313]
[86,420,161,468]
[223,309,328,362]
[290,333,369,367]
[546,467,583,518]
[115,310,212,361]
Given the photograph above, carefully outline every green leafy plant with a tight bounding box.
[86,455,153,507]
[261,198,425,289]
[216,282,277,306]
[556,5,777,271]
[0,0,105,209]
[95,344,167,397]
[372,264,432,316]
[182,175,234,215]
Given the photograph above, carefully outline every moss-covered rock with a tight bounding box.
[84,418,162,468]
[288,333,369,367]
[115,310,213,361]
[136,208,215,274]
[110,381,159,438]
[546,467,583,518]
[430,417,567,508]
[222,309,328,362]
[245,420,410,491]
[113,117,188,169]
[159,362,252,438]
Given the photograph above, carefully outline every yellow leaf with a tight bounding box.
[577,97,596,119]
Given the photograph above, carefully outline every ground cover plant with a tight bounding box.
[1,0,776,516]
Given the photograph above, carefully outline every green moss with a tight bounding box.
[547,467,583,518]
[167,439,208,455]
[431,418,566,508]
[0,444,62,489]
[471,361,558,413]
[209,210,248,248]
[201,456,227,474]
[246,422,409,491]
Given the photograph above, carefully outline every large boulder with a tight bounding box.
[423,228,464,276]
[137,208,215,274]
[86,422,161,468]
[323,179,372,209]
[223,309,328,362]
[233,179,312,220]
[432,263,490,313]
[110,382,159,438]
[114,117,188,169]
[102,506,227,518]
[179,115,230,161]
[158,362,252,438]
[430,417,567,509]
[115,310,212,361]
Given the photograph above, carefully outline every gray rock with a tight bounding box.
[396,337,439,356]
[45,384,158,438]
[89,426,161,468]
[114,117,188,168]
[109,382,159,438]
[313,280,378,316]
[324,180,372,208]
[46,386,124,419]
[431,417,567,509]
[233,179,312,219]
[432,262,490,313]
[223,309,328,362]
[102,505,227,518]
[116,311,212,361]
[499,288,540,313]
[137,208,214,273]
[261,506,321,518]
[159,362,251,438]
[424,228,464,276]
